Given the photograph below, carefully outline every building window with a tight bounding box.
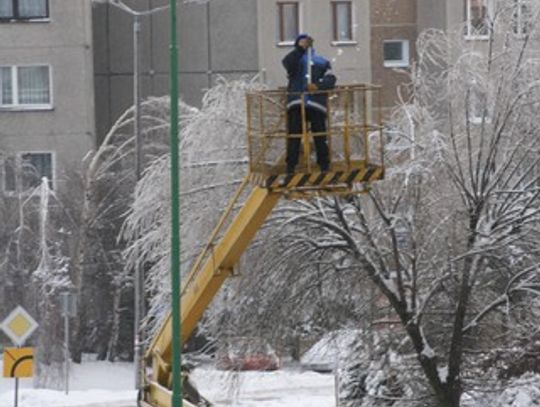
[466,0,491,38]
[468,90,491,124]
[332,1,353,42]
[0,0,49,20]
[277,2,299,44]
[0,65,51,109]
[467,79,491,124]
[513,0,531,36]
[3,152,54,193]
[383,40,410,68]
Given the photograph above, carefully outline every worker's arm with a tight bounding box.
[282,47,305,78]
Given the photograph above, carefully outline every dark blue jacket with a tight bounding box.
[282,37,336,115]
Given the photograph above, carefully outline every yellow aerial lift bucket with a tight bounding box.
[246,84,385,197]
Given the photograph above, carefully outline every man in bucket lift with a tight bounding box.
[283,33,337,174]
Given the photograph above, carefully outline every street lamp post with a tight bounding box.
[134,14,142,181]
[106,0,169,391]
[133,12,143,391]
[169,1,183,405]
[104,1,182,403]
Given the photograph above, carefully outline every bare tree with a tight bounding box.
[122,77,263,340]
[70,97,172,362]
[266,4,540,405]
[0,164,72,388]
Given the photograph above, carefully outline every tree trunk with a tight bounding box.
[107,284,123,362]
[70,181,95,364]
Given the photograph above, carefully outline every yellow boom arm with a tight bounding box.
[144,180,280,404]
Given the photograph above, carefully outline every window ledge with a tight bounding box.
[277,41,295,47]
[469,118,492,125]
[331,40,357,46]
[464,35,490,41]
[0,17,50,23]
[384,61,409,68]
[0,105,53,112]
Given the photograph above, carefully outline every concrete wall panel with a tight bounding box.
[417,0,447,33]
[93,2,110,76]
[150,1,210,74]
[371,0,416,25]
[209,0,259,72]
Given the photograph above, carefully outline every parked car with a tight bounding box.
[216,337,280,371]
[301,330,362,373]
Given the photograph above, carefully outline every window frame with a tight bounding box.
[512,0,531,37]
[467,86,491,125]
[277,1,300,46]
[331,1,355,45]
[383,40,410,68]
[465,0,493,40]
[2,150,55,194]
[0,0,50,22]
[0,64,53,110]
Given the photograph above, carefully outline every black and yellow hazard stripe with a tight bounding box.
[249,164,384,190]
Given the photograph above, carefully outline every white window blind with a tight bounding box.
[0,65,51,108]
[0,0,47,19]
[278,2,299,43]
[18,66,49,105]
[333,1,352,42]
[466,0,491,38]
[0,0,14,18]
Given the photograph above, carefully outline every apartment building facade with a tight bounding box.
[92,0,260,142]
[0,0,95,193]
[259,0,416,112]
[257,0,372,89]
[2,0,514,192]
[93,0,421,142]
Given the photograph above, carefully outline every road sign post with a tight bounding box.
[3,347,34,407]
[1,306,38,407]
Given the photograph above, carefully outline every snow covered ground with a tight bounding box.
[0,357,335,407]
[2,356,538,407]
[0,358,137,407]
[191,366,335,407]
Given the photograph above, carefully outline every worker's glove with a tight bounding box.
[307,83,319,92]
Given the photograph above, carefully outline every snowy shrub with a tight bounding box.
[495,374,540,407]
[463,373,540,407]
[122,77,266,340]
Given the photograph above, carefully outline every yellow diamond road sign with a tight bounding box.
[0,306,38,346]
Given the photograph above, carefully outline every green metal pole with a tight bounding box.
[169,0,182,407]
